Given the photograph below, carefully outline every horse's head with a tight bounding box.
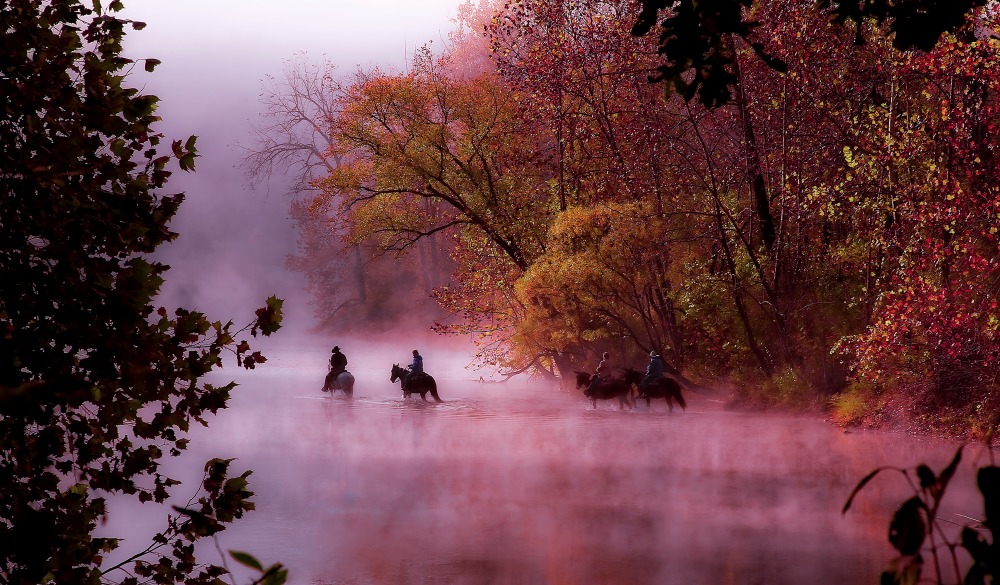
[390,363,405,383]
[574,370,592,389]
[623,367,643,386]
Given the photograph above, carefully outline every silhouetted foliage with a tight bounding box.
[632,0,986,107]
[845,446,1000,584]
[0,1,282,583]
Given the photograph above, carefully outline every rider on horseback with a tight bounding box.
[323,345,355,395]
[404,349,423,389]
[329,346,348,377]
[587,351,615,393]
[640,350,664,391]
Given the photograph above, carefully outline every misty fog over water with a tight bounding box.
[97,336,989,584]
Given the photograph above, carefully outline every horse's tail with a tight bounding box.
[429,377,443,402]
[671,379,687,410]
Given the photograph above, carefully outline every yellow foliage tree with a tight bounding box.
[515,201,695,375]
[313,48,558,372]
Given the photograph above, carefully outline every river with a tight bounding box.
[100,338,990,584]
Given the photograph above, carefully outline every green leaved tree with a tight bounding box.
[0,1,284,583]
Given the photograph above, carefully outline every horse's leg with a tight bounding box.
[674,389,687,411]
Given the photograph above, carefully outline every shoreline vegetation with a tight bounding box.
[716,376,998,445]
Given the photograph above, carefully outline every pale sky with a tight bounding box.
[117,1,468,334]
[122,0,466,72]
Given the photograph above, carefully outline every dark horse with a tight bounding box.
[634,369,687,412]
[575,369,636,410]
[390,364,442,402]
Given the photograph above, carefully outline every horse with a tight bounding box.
[575,370,634,410]
[322,369,355,397]
[635,371,686,412]
[390,363,443,402]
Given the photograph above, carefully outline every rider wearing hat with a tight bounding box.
[641,349,664,390]
[329,346,348,377]
[404,349,423,389]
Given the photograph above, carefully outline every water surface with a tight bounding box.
[101,341,989,584]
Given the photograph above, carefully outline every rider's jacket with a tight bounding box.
[409,354,423,374]
[645,356,664,379]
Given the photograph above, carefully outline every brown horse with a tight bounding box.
[575,370,635,410]
[636,373,686,412]
[390,364,443,402]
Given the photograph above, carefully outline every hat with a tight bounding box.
[332,346,340,352]
[649,350,658,357]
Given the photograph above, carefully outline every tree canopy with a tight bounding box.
[1,1,283,582]
[631,0,989,107]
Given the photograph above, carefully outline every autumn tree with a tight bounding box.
[479,0,1000,415]
[311,47,556,370]
[515,202,705,375]
[491,0,676,211]
[826,7,1000,414]
[687,1,1000,408]
[489,0,788,381]
[241,57,374,327]
[242,56,455,332]
[490,0,998,401]
[0,1,283,583]
[443,0,498,79]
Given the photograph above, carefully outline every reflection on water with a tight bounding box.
[100,342,987,584]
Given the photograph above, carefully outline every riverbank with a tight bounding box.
[726,381,998,446]
[838,399,998,445]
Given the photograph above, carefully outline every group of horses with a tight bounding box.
[322,364,684,411]
[322,364,442,402]
[575,367,687,412]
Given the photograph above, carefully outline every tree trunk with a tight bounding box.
[732,40,776,252]
[715,201,774,376]
[351,245,367,304]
